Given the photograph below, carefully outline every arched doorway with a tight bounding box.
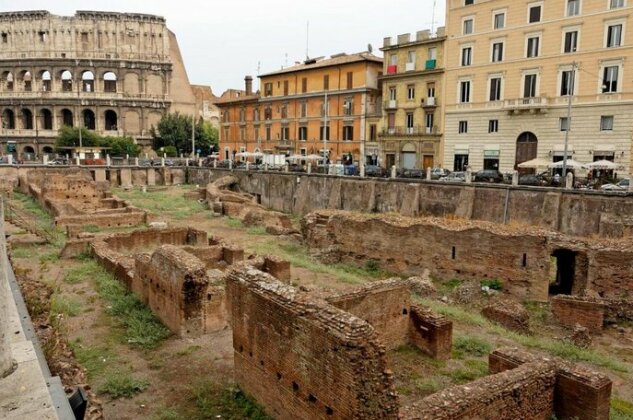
[60,70,73,92]
[61,109,73,127]
[2,109,15,129]
[103,72,117,93]
[42,146,54,154]
[82,71,95,92]
[515,132,538,172]
[401,143,417,169]
[104,110,118,131]
[83,109,96,130]
[21,109,33,130]
[40,109,53,130]
[22,145,35,161]
[40,70,51,91]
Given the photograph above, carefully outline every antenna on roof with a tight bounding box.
[368,43,373,53]
[257,61,261,75]
[306,20,310,60]
[431,0,437,34]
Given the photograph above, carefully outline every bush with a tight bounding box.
[453,335,492,357]
[99,372,148,399]
[365,259,379,273]
[480,278,503,290]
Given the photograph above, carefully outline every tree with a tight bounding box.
[151,113,217,156]
[103,136,141,157]
[55,126,101,151]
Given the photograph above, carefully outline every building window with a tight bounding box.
[300,102,307,118]
[343,126,354,141]
[560,117,570,131]
[323,75,329,90]
[302,78,307,93]
[488,119,499,133]
[606,24,623,48]
[484,151,500,169]
[526,36,540,58]
[491,41,504,62]
[602,65,619,93]
[266,126,271,141]
[493,12,505,29]
[560,70,575,96]
[406,113,414,133]
[428,47,437,60]
[600,116,614,131]
[463,18,474,35]
[454,154,469,171]
[239,108,245,122]
[528,3,542,23]
[343,99,353,116]
[524,74,538,98]
[1,33,7,43]
[489,77,502,101]
[299,126,308,140]
[460,80,471,103]
[253,108,260,122]
[427,82,436,98]
[240,128,245,141]
[425,112,434,132]
[611,0,625,9]
[407,84,415,100]
[564,30,578,53]
[461,46,472,66]
[264,83,273,96]
[346,72,353,89]
[407,51,416,65]
[389,86,397,100]
[458,120,468,133]
[281,127,289,140]
[465,0,474,5]
[283,80,289,96]
[281,105,288,119]
[320,126,330,140]
[370,124,377,141]
[566,0,580,17]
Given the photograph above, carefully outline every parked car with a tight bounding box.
[439,172,465,183]
[400,168,424,178]
[600,178,630,191]
[430,168,450,180]
[519,174,549,186]
[365,165,387,177]
[474,169,504,183]
[47,159,68,166]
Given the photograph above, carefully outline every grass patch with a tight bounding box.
[611,398,633,420]
[442,360,488,384]
[480,278,503,291]
[177,345,202,357]
[246,226,267,235]
[113,187,206,220]
[64,264,94,284]
[11,192,65,246]
[82,225,100,233]
[50,295,82,317]
[191,381,270,420]
[99,372,149,399]
[70,340,116,379]
[420,298,630,373]
[39,250,60,263]
[453,335,492,358]
[414,378,443,395]
[524,301,549,325]
[225,217,244,228]
[75,259,170,349]
[10,246,34,259]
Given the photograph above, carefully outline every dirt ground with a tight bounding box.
[7,185,633,419]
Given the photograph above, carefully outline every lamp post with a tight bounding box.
[562,61,576,179]
[323,90,328,164]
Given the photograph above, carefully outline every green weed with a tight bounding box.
[453,335,492,358]
[192,381,270,420]
[10,246,33,259]
[611,398,633,420]
[99,372,149,399]
[50,295,82,317]
[64,264,94,284]
[246,226,267,235]
[225,217,244,228]
[480,278,503,291]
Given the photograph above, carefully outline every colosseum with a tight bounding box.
[0,10,196,160]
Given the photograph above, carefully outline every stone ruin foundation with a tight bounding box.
[225,265,612,420]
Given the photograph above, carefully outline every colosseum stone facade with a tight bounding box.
[0,10,196,159]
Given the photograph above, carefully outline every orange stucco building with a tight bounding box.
[217,52,383,163]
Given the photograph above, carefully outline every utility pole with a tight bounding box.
[323,91,328,165]
[562,61,576,178]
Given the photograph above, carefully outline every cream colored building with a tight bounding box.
[379,29,446,170]
[443,0,633,174]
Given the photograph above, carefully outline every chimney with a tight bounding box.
[245,75,253,96]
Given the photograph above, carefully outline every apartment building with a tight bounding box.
[443,0,633,174]
[217,53,383,163]
[379,28,446,170]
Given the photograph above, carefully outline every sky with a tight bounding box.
[1,0,446,94]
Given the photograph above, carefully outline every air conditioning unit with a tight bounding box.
[426,97,436,106]
[405,62,415,72]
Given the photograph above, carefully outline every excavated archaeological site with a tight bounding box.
[2,167,633,419]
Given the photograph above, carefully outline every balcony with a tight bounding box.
[425,59,437,70]
[405,62,416,72]
[379,126,439,137]
[504,97,548,113]
[384,99,398,110]
[275,140,292,149]
[422,97,437,107]
[387,65,398,74]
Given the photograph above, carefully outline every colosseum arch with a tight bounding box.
[124,110,141,134]
[40,70,52,91]
[20,109,34,130]
[22,145,35,159]
[2,109,15,129]
[83,109,96,130]
[19,71,32,92]
[60,70,73,92]
[146,74,164,96]
[147,111,163,131]
[42,146,54,155]
[124,72,140,95]
[104,110,118,131]
[103,71,117,93]
[61,109,73,127]
[81,71,95,92]
[2,71,14,91]
[40,109,53,130]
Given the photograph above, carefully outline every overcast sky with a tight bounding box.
[3,0,446,94]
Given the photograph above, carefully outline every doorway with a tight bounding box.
[423,155,434,170]
[515,131,538,174]
[549,249,576,295]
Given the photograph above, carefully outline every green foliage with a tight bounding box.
[54,127,140,157]
[50,295,82,317]
[611,398,633,420]
[150,113,217,156]
[365,259,380,273]
[225,217,244,228]
[443,360,488,384]
[246,226,267,235]
[163,145,178,157]
[480,278,503,290]
[453,335,492,357]
[103,135,141,157]
[192,382,271,420]
[64,264,94,284]
[114,187,206,220]
[99,372,149,399]
[444,278,464,290]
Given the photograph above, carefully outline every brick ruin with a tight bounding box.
[225,265,612,420]
[21,168,147,231]
[302,210,633,303]
[206,176,296,235]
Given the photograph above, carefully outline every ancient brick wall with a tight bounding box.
[102,228,207,252]
[588,250,633,299]
[490,347,612,420]
[225,267,399,420]
[303,211,552,301]
[408,306,453,360]
[550,295,605,333]
[401,361,557,420]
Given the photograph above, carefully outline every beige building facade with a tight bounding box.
[379,29,446,170]
[443,0,633,174]
[0,10,196,159]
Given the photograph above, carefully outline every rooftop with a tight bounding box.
[259,52,382,78]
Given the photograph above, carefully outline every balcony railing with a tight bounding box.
[425,59,437,70]
[504,96,548,110]
[422,97,437,107]
[380,126,439,136]
[387,65,398,74]
[384,99,398,110]
[0,90,169,101]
